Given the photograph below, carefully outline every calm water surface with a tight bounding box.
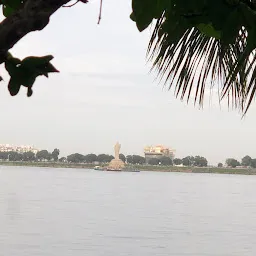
[0,166,256,256]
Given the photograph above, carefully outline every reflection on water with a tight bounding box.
[5,192,20,220]
[0,166,256,256]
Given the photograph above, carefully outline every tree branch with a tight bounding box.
[63,0,79,8]
[0,0,71,64]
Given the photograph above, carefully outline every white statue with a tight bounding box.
[114,142,121,160]
[108,142,125,170]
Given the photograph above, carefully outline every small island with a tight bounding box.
[106,142,125,171]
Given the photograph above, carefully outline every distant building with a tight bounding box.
[144,145,175,164]
[0,144,39,154]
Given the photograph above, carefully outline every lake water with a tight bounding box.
[0,166,256,256]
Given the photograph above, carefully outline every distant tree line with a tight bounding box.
[65,154,146,165]
[65,153,116,164]
[218,155,256,168]
[0,148,211,167]
[4,149,256,169]
[172,156,208,167]
[0,149,60,162]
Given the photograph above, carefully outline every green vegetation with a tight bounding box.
[0,1,69,96]
[181,156,208,167]
[0,0,256,113]
[225,155,256,168]
[126,155,145,165]
[3,148,256,175]
[0,149,61,162]
[51,149,60,162]
[173,158,182,165]
[218,163,223,168]
[0,147,256,175]
[36,150,52,161]
[131,0,256,113]
[148,158,160,165]
[226,158,241,168]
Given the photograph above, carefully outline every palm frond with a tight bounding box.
[147,13,256,114]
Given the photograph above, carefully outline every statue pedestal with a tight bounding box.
[107,159,125,171]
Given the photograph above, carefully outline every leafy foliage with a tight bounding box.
[22,151,36,161]
[218,162,223,168]
[131,0,256,113]
[85,153,97,163]
[67,153,85,163]
[1,0,25,18]
[173,158,182,165]
[51,148,60,162]
[36,150,51,161]
[97,154,114,163]
[148,158,160,165]
[182,156,194,166]
[226,158,240,168]
[159,156,173,165]
[59,157,67,162]
[119,154,126,163]
[126,154,145,164]
[182,155,208,166]
[8,151,22,161]
[241,155,252,166]
[5,53,58,97]
[250,158,256,168]
[193,155,208,167]
[0,0,87,97]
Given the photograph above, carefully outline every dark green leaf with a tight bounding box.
[8,78,21,96]
[130,12,136,22]
[221,8,242,44]
[27,87,33,97]
[131,0,156,31]
[2,4,14,17]
[5,53,58,97]
[21,55,54,68]
[3,0,22,9]
[5,54,21,75]
[197,23,221,39]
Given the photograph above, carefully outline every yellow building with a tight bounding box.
[144,145,175,163]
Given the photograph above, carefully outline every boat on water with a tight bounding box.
[94,165,140,173]
[94,166,104,170]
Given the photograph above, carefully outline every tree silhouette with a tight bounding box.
[226,158,240,168]
[159,156,173,166]
[119,154,126,163]
[241,155,252,167]
[52,148,60,162]
[148,158,160,166]
[173,158,182,165]
[36,150,51,161]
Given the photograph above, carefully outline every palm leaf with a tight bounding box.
[147,3,256,114]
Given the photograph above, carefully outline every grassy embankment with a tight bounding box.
[0,161,95,169]
[130,164,256,175]
[0,161,255,175]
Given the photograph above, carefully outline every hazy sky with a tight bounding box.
[0,0,255,165]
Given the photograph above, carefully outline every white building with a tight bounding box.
[144,145,175,163]
[0,144,39,154]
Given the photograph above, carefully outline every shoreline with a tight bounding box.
[0,161,256,175]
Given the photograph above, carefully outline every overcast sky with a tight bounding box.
[0,0,255,165]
